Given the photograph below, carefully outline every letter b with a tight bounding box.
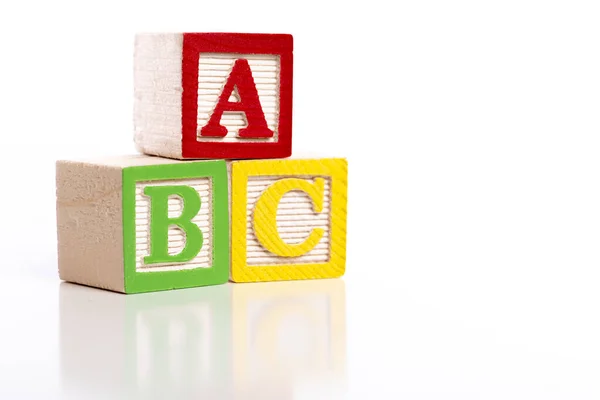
[143,185,203,264]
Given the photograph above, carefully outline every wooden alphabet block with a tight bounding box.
[229,158,348,282]
[134,33,293,160]
[56,155,229,293]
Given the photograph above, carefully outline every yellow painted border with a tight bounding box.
[231,158,348,282]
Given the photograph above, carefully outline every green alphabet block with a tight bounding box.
[57,155,230,294]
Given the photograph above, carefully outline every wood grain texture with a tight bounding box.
[245,177,331,265]
[134,33,184,159]
[229,158,348,283]
[56,160,125,292]
[133,32,293,160]
[56,155,229,294]
[196,53,280,143]
[135,178,213,272]
[121,158,229,293]
[181,33,293,159]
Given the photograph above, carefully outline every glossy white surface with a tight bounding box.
[1,0,600,398]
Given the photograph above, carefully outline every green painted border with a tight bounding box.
[122,161,229,294]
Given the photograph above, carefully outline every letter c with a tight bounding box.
[253,178,325,257]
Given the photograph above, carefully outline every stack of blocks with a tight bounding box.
[56,33,348,294]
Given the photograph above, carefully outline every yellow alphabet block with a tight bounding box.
[230,158,348,282]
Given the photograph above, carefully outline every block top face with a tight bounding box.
[134,32,293,160]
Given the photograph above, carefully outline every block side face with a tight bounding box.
[56,161,125,292]
[180,33,293,159]
[230,158,347,283]
[230,162,249,282]
[122,161,230,293]
[134,33,184,159]
[226,161,233,281]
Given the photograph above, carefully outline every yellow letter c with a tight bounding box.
[253,178,325,257]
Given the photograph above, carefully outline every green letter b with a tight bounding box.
[143,185,203,264]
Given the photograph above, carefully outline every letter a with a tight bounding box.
[200,58,274,139]
[143,185,203,264]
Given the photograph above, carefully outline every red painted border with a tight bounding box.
[181,33,293,159]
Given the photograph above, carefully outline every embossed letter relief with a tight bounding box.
[229,158,348,283]
[56,156,230,294]
[134,33,293,160]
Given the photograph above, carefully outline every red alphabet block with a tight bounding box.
[134,33,293,159]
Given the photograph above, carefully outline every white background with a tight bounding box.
[0,0,599,398]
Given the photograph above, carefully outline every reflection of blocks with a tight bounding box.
[59,283,232,398]
[134,32,293,160]
[230,158,348,282]
[56,155,229,293]
[232,280,346,395]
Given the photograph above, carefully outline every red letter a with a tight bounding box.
[200,59,274,138]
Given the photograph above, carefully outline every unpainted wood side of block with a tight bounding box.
[56,161,125,292]
[134,33,184,159]
[133,32,293,160]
